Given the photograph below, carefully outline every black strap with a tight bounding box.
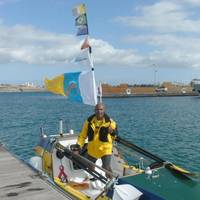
[87,113,111,123]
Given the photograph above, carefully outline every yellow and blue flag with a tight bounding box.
[45,71,97,106]
[45,74,65,96]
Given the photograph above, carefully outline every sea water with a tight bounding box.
[0,92,199,173]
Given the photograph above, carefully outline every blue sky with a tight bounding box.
[1,0,200,85]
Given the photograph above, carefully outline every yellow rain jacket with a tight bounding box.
[77,114,117,159]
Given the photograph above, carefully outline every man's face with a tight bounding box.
[95,104,105,120]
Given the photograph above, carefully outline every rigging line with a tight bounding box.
[116,136,198,178]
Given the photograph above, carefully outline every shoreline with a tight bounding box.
[0,90,198,97]
[0,86,45,93]
[103,92,199,98]
[0,90,45,93]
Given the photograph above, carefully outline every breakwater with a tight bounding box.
[0,84,45,92]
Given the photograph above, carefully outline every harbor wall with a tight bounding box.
[102,82,198,97]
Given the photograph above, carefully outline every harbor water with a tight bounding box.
[0,92,199,174]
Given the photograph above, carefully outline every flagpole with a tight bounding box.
[73,3,98,105]
[85,7,99,105]
[87,39,98,104]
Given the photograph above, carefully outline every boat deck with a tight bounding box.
[0,144,71,200]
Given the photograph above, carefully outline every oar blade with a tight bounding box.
[116,136,199,179]
[166,163,200,178]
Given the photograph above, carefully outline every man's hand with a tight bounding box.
[109,123,118,137]
[71,144,81,154]
[108,125,114,134]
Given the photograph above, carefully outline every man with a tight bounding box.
[76,103,117,178]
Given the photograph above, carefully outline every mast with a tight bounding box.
[87,37,98,104]
[73,4,98,105]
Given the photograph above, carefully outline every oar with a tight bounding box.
[116,136,198,178]
[55,142,117,183]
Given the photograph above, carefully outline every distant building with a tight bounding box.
[24,82,34,87]
[191,79,200,93]
[101,82,194,96]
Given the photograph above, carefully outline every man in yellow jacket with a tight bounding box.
[76,103,117,178]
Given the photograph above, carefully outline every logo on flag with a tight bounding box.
[75,14,87,26]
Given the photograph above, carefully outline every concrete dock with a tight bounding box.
[0,144,71,200]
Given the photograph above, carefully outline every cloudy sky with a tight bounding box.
[1,0,200,85]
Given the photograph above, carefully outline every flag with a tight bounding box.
[75,14,87,26]
[45,75,65,96]
[76,25,88,36]
[45,71,97,106]
[73,49,89,63]
[73,4,89,36]
[72,4,86,17]
[79,70,97,106]
[81,37,90,50]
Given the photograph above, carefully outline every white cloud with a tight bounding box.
[113,0,200,70]
[0,23,143,66]
[115,1,200,33]
[169,0,200,6]
[0,24,80,64]
[1,0,200,71]
[1,21,200,70]
[125,34,200,69]
[91,39,143,67]
[126,34,200,52]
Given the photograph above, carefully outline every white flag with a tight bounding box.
[72,49,90,65]
[79,70,97,106]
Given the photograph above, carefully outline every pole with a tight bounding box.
[73,4,98,105]
[152,64,157,86]
[59,119,63,136]
[85,5,98,105]
[98,82,102,103]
